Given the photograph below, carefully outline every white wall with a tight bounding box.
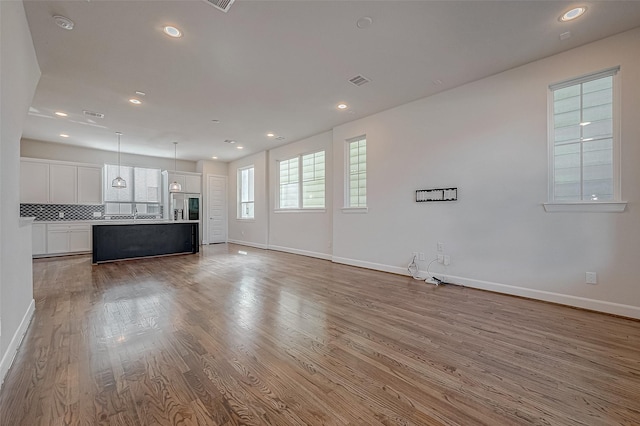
[268,131,333,259]
[21,138,197,172]
[227,151,269,248]
[332,28,640,318]
[1,0,40,385]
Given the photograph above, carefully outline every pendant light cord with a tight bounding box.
[118,132,121,176]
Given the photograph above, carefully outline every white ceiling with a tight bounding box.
[22,1,640,162]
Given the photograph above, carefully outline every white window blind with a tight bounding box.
[550,67,618,202]
[104,164,133,202]
[104,165,161,216]
[277,151,325,209]
[302,151,325,208]
[347,136,366,207]
[238,166,254,219]
[279,158,299,209]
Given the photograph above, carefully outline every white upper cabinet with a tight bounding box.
[167,172,202,194]
[20,160,49,203]
[20,159,103,205]
[77,166,103,204]
[49,164,77,204]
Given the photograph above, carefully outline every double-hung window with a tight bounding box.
[277,151,325,209]
[238,166,254,219]
[346,136,366,208]
[549,67,620,204]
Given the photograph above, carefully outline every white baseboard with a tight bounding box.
[332,256,409,276]
[331,256,640,320]
[269,245,331,261]
[0,299,35,389]
[227,239,269,250]
[444,274,640,320]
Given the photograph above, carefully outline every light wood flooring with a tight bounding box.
[0,243,639,425]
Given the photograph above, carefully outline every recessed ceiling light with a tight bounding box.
[129,98,142,105]
[237,146,244,150]
[337,103,348,110]
[267,132,275,137]
[560,7,586,22]
[53,15,74,30]
[356,17,373,29]
[163,26,182,38]
[212,156,218,159]
[60,133,69,138]
[54,111,68,117]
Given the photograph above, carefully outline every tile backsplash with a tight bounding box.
[21,203,163,221]
[21,203,105,221]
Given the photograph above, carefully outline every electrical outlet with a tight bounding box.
[419,252,426,261]
[437,254,444,264]
[444,255,450,266]
[93,212,102,218]
[58,211,64,219]
[586,272,597,284]
[437,242,444,252]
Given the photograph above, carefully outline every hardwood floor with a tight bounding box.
[1,243,638,425]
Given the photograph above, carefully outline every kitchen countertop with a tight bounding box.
[30,219,200,225]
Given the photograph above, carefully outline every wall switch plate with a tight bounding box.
[437,254,444,264]
[437,242,444,252]
[444,255,450,266]
[586,272,597,284]
[93,212,102,218]
[58,211,64,218]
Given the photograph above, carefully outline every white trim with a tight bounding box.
[549,66,619,90]
[234,218,255,223]
[543,201,627,212]
[443,274,640,320]
[341,207,368,214]
[274,208,326,214]
[331,256,639,320]
[269,245,331,260]
[547,68,622,203]
[0,299,35,389]
[227,239,268,250]
[332,256,407,275]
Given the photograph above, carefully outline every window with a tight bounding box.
[238,166,254,219]
[277,151,325,209]
[104,165,161,216]
[346,136,366,208]
[549,67,619,203]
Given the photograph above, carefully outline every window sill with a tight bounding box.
[341,207,368,214]
[236,218,255,222]
[543,201,627,213]
[274,208,326,213]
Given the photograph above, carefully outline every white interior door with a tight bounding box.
[208,175,227,244]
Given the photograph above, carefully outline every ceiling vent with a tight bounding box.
[202,0,235,13]
[83,110,104,119]
[349,75,371,87]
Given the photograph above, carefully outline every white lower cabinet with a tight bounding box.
[32,223,47,255]
[46,224,92,254]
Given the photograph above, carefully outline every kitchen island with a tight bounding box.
[92,221,199,264]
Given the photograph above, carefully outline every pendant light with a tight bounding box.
[111,132,127,188]
[169,142,182,192]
